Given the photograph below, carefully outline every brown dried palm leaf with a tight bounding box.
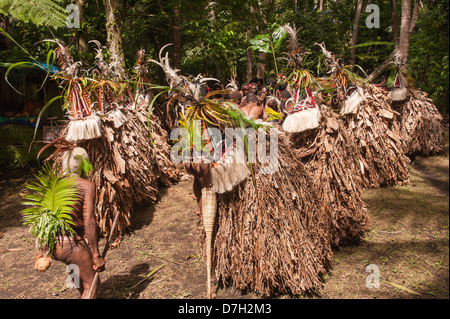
[341,85,410,188]
[54,109,179,240]
[394,88,445,157]
[209,131,333,296]
[290,110,370,247]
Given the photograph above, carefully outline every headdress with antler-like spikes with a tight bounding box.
[282,24,309,68]
[149,44,219,101]
[315,42,341,75]
[89,40,115,79]
[134,49,150,79]
[41,39,81,79]
[226,76,239,91]
[278,25,322,133]
[315,42,366,114]
[149,43,183,90]
[42,39,102,142]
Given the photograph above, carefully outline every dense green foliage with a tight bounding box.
[409,0,449,112]
[0,0,448,113]
[0,0,67,28]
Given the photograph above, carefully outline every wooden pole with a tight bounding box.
[86,210,120,299]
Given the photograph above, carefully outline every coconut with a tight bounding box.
[34,256,52,272]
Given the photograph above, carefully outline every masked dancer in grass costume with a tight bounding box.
[44,41,179,240]
[387,52,445,158]
[280,39,370,248]
[151,44,333,298]
[315,42,410,189]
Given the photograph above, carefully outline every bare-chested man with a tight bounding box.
[34,147,105,299]
[240,93,265,120]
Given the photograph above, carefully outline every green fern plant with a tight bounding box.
[0,0,67,29]
[21,162,79,255]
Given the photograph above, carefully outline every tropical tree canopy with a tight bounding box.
[0,0,448,113]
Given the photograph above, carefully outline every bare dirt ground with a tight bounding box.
[0,131,448,300]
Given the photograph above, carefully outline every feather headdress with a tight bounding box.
[149,44,219,101]
[280,32,321,133]
[315,42,366,114]
[282,24,309,68]
[43,39,101,142]
[149,46,267,298]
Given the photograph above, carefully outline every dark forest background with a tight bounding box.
[1,0,448,113]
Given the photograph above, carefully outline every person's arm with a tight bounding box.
[240,96,247,107]
[262,108,268,121]
[82,180,105,272]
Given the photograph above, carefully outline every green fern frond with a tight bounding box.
[21,162,79,254]
[0,0,67,29]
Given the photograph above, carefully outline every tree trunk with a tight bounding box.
[399,0,411,62]
[390,0,400,45]
[367,47,400,83]
[350,0,364,65]
[257,52,266,81]
[256,0,268,82]
[246,4,256,83]
[173,2,182,71]
[246,48,253,83]
[409,0,420,33]
[398,0,412,88]
[75,0,89,62]
[0,14,11,50]
[369,0,421,84]
[105,0,126,79]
